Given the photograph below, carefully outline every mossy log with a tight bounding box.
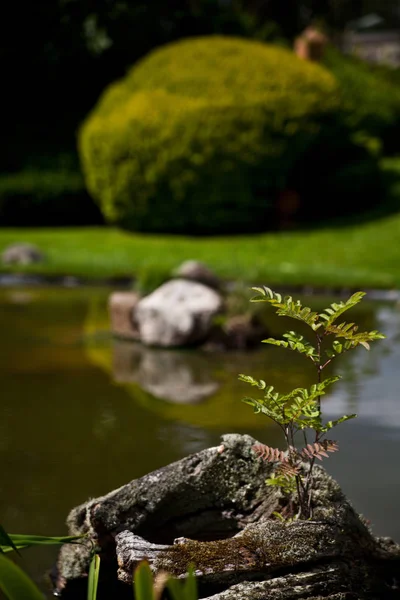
[56,434,279,593]
[115,515,400,598]
[56,434,400,599]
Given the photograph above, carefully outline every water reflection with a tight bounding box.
[112,341,220,403]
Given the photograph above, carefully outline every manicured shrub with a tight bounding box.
[0,169,103,226]
[80,36,345,234]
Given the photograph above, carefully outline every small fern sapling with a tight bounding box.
[239,287,385,519]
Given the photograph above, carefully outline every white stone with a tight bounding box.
[135,279,222,347]
[1,243,44,265]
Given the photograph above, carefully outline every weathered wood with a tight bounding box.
[56,434,279,592]
[115,514,400,597]
[56,434,400,599]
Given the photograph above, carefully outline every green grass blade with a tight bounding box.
[183,565,197,600]
[134,561,155,600]
[0,527,21,557]
[0,545,29,554]
[0,534,85,553]
[87,553,101,600]
[166,577,182,600]
[0,553,44,600]
[167,570,198,600]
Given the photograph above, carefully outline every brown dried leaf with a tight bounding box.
[252,443,287,463]
[299,440,339,461]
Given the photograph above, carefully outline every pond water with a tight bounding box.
[0,285,399,596]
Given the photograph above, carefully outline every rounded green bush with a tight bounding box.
[79,36,343,234]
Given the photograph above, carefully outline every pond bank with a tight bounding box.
[1,272,400,303]
[1,217,400,288]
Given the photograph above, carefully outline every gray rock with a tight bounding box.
[55,434,400,599]
[1,243,44,265]
[113,341,219,403]
[134,279,222,347]
[173,260,220,289]
[108,291,140,340]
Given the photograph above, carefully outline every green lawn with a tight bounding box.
[1,210,400,289]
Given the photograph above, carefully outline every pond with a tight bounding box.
[0,285,399,596]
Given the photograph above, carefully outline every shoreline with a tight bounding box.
[1,272,399,302]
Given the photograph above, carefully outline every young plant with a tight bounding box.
[239,287,385,519]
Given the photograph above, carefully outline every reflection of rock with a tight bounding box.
[173,260,220,289]
[108,292,140,340]
[56,434,400,599]
[113,341,219,403]
[135,279,222,347]
[5,291,35,305]
[1,242,44,265]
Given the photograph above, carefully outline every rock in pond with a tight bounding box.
[109,292,141,340]
[1,242,44,265]
[56,434,400,599]
[134,279,222,347]
[173,260,220,289]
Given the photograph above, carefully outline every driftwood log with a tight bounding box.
[56,434,400,599]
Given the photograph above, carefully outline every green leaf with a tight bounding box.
[333,341,343,353]
[87,553,100,600]
[0,527,21,557]
[241,397,262,414]
[319,292,366,328]
[134,561,155,600]
[167,578,181,600]
[167,565,198,600]
[0,533,84,553]
[266,473,297,493]
[251,286,282,303]
[183,566,198,600]
[0,553,44,600]
[265,477,282,486]
[263,332,318,360]
[241,377,341,428]
[238,374,266,389]
[272,511,285,522]
[262,338,289,348]
[250,287,321,330]
[242,397,282,422]
[325,322,385,346]
[321,414,357,432]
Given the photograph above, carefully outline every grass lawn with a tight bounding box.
[1,209,400,289]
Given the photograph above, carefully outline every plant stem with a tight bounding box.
[302,332,323,516]
[316,333,322,411]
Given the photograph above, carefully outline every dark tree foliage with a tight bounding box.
[3,0,400,170]
[4,1,400,113]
